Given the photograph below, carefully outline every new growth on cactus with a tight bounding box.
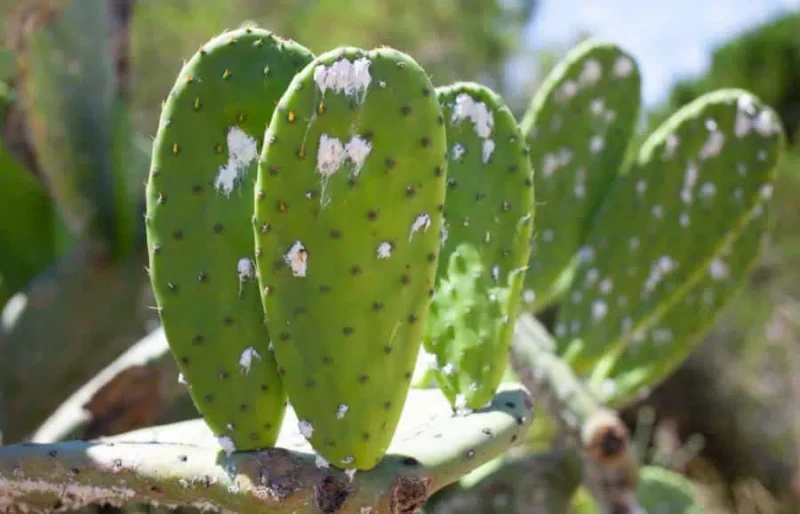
[146,27,314,452]
[424,82,534,411]
[254,46,448,471]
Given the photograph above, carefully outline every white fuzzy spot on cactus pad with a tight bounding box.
[216,436,236,456]
[589,135,605,153]
[579,58,602,85]
[238,347,261,374]
[409,213,432,241]
[345,468,358,481]
[214,127,258,197]
[178,373,188,385]
[452,143,466,161]
[613,56,634,77]
[699,129,725,159]
[377,241,392,259]
[298,420,314,439]
[316,134,372,177]
[482,139,496,163]
[591,300,608,321]
[681,161,698,204]
[709,258,729,280]
[643,256,676,295]
[557,80,578,102]
[451,93,494,138]
[336,404,349,419]
[237,258,254,280]
[523,289,536,304]
[285,241,308,277]
[313,57,371,100]
[315,454,330,469]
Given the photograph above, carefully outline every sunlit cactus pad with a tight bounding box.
[554,89,784,379]
[519,39,641,310]
[145,27,313,451]
[254,46,447,470]
[424,82,534,411]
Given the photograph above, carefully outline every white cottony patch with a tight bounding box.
[651,204,664,219]
[178,373,188,385]
[481,139,496,163]
[440,223,449,248]
[214,127,258,197]
[523,289,536,304]
[285,241,308,277]
[315,454,330,469]
[589,135,605,153]
[345,468,358,481]
[709,258,729,280]
[298,420,314,439]
[591,300,608,321]
[613,56,634,77]
[643,256,676,295]
[586,268,599,286]
[699,182,716,199]
[237,258,254,280]
[441,362,455,376]
[577,246,595,263]
[755,110,781,136]
[217,436,236,456]
[409,213,431,241]
[680,160,699,204]
[491,264,500,283]
[664,134,679,158]
[313,57,372,100]
[342,456,355,465]
[239,347,261,374]
[542,229,554,242]
[599,278,613,295]
[542,153,558,178]
[636,180,647,196]
[574,167,586,198]
[590,98,605,116]
[557,80,578,102]
[336,403,349,419]
[316,134,373,178]
[699,130,725,159]
[680,212,690,227]
[377,241,392,259]
[760,183,774,200]
[579,58,602,85]
[452,143,466,161]
[451,93,494,138]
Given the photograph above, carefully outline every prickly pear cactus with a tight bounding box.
[423,82,534,411]
[254,47,447,470]
[146,28,314,452]
[635,466,706,514]
[553,89,784,384]
[598,208,769,405]
[519,40,641,310]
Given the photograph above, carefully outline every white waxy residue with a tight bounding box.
[315,454,330,469]
[709,258,729,280]
[214,127,258,197]
[239,347,261,374]
[316,134,372,178]
[451,93,494,138]
[452,143,466,161]
[579,58,602,85]
[298,420,314,438]
[680,160,699,204]
[699,130,724,159]
[613,56,634,77]
[589,135,605,154]
[336,404,349,419]
[313,57,372,101]
[482,139,496,163]
[237,258,254,280]
[377,241,392,259]
[285,241,308,277]
[591,300,608,321]
[217,436,236,456]
[409,213,431,241]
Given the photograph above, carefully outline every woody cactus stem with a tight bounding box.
[511,314,642,513]
[0,386,533,514]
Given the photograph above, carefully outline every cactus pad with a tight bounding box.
[598,208,769,405]
[519,40,641,310]
[424,82,534,411]
[553,89,784,377]
[635,466,706,514]
[254,47,447,470]
[146,28,314,451]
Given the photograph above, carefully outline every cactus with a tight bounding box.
[146,28,314,452]
[553,89,784,384]
[597,208,769,405]
[423,82,534,411]
[519,40,641,311]
[0,385,534,513]
[254,46,447,470]
[635,466,706,514]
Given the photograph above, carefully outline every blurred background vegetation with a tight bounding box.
[0,1,798,512]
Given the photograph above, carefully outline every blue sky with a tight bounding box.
[523,0,799,107]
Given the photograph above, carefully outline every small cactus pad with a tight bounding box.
[424,82,534,411]
[598,209,768,406]
[145,28,314,451]
[519,40,641,310]
[254,47,447,469]
[553,89,784,376]
[635,466,706,514]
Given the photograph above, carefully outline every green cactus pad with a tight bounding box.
[635,466,706,514]
[597,207,769,405]
[254,46,447,470]
[146,27,313,451]
[519,39,641,310]
[423,82,534,411]
[553,89,784,376]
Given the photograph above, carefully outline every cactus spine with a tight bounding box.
[423,82,534,411]
[146,28,314,451]
[254,47,447,470]
[519,40,641,311]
